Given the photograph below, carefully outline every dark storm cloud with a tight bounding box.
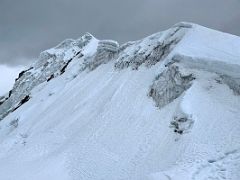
[1,0,240,66]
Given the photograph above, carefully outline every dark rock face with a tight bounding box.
[149,65,195,108]
[0,95,31,120]
[15,67,34,82]
[60,59,74,75]
[47,74,55,82]
[0,96,7,106]
[170,116,194,135]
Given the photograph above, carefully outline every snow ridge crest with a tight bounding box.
[0,22,195,120]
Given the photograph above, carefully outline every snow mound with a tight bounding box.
[0,22,240,180]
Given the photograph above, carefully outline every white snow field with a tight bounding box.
[0,22,240,180]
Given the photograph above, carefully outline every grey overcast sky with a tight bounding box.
[1,0,240,66]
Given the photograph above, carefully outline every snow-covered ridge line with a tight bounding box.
[0,22,191,121]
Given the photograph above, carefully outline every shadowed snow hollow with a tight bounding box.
[0,22,240,180]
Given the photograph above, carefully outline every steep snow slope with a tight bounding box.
[0,22,239,180]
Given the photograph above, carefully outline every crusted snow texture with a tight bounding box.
[114,23,192,70]
[149,65,195,108]
[0,33,95,120]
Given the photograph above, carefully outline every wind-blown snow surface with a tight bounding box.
[0,23,240,180]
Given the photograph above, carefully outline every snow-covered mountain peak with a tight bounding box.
[0,22,240,180]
